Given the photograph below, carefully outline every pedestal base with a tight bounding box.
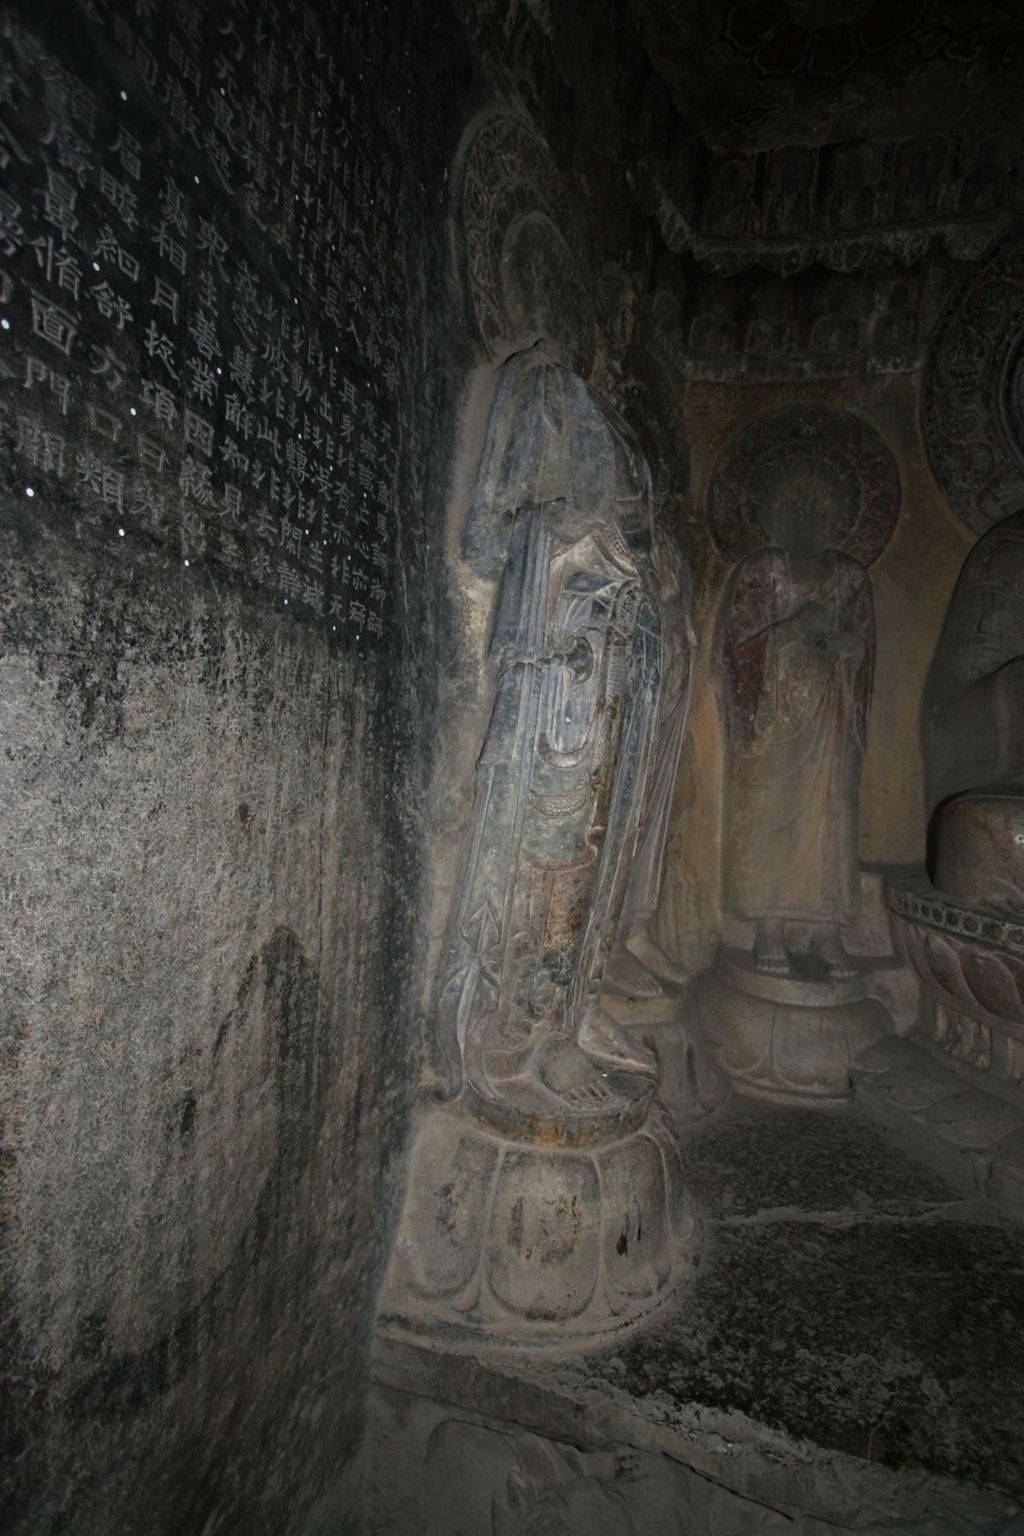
[379,1086,698,1352]
[691,950,891,1106]
[602,994,729,1130]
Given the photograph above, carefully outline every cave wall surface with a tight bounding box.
[0,1,476,1532]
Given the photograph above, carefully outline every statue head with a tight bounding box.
[500,212,591,369]
[761,457,848,555]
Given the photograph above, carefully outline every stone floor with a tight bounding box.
[369,1096,1024,1532]
[565,1096,1024,1497]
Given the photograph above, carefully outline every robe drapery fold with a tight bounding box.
[436,350,663,1096]
[718,546,874,924]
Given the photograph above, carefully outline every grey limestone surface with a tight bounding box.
[0,1,476,1532]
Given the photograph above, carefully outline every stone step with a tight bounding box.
[853,1035,1024,1214]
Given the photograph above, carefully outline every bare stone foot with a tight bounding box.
[624,929,688,988]
[753,919,790,976]
[810,925,857,979]
[531,1035,614,1111]
[604,944,666,1000]
[578,1007,656,1075]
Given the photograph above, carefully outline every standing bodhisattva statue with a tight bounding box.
[436,345,664,1119]
[717,463,875,979]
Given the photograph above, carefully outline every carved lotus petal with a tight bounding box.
[486,1151,600,1321]
[960,948,1024,1027]
[403,1124,500,1301]
[599,1134,670,1305]
[922,931,966,1001]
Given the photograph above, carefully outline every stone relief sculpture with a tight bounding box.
[827,141,878,231]
[380,110,697,1349]
[885,508,1024,1022]
[884,509,1024,1121]
[689,282,737,354]
[592,344,728,1129]
[612,520,696,992]
[923,507,1024,810]
[411,1417,1014,1536]
[689,406,900,1104]
[702,152,758,238]
[922,229,1024,538]
[718,462,875,980]
[435,345,661,1116]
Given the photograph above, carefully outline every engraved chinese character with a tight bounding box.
[187,315,217,367]
[254,505,276,543]
[188,359,217,406]
[150,274,180,323]
[143,321,178,377]
[225,395,253,439]
[42,170,79,243]
[286,439,308,482]
[195,215,228,276]
[15,413,65,476]
[31,236,83,300]
[279,517,302,558]
[183,408,215,455]
[220,438,249,475]
[109,126,143,181]
[94,225,140,282]
[194,268,217,315]
[99,169,138,229]
[152,224,187,277]
[0,192,24,257]
[181,504,206,548]
[77,450,124,510]
[161,79,201,145]
[278,562,301,599]
[138,433,167,473]
[142,377,178,427]
[257,419,281,460]
[30,294,77,356]
[160,176,189,236]
[90,343,128,392]
[179,453,212,504]
[222,483,243,524]
[228,344,254,396]
[133,39,160,91]
[130,482,168,528]
[90,280,133,330]
[87,403,123,442]
[175,0,203,48]
[23,355,71,416]
[54,122,94,187]
[168,33,202,95]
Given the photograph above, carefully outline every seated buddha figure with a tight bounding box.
[925,509,1024,918]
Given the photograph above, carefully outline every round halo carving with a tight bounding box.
[923,227,1024,535]
[455,109,593,370]
[708,405,901,566]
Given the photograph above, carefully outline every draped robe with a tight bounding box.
[436,352,662,1098]
[719,546,874,925]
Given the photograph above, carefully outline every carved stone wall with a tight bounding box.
[0,2,475,1533]
[923,228,1024,536]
